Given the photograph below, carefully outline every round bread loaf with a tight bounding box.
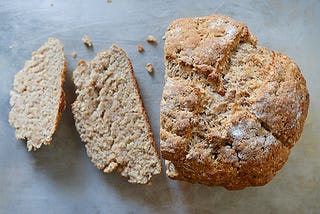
[160,14,309,189]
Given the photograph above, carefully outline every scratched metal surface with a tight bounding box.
[0,0,319,213]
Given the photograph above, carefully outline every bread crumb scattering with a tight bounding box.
[71,51,77,58]
[137,44,145,53]
[146,35,157,43]
[146,63,154,73]
[82,35,93,47]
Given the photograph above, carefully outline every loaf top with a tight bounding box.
[161,14,309,189]
[72,45,162,184]
[9,38,66,151]
[165,14,257,68]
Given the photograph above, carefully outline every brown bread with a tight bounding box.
[72,45,162,184]
[9,38,66,151]
[160,14,309,189]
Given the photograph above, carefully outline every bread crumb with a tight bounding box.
[146,63,154,73]
[146,35,157,44]
[82,35,93,47]
[106,0,112,2]
[137,44,145,53]
[71,51,77,58]
[162,35,166,40]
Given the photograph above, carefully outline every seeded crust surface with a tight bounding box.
[9,38,66,151]
[72,45,162,184]
[160,14,309,189]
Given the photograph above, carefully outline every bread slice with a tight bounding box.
[72,45,162,184]
[160,14,309,189]
[9,38,66,151]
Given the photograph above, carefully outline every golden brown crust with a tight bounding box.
[249,52,309,148]
[165,14,257,96]
[165,14,257,65]
[160,14,309,189]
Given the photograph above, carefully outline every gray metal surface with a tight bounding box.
[0,0,319,213]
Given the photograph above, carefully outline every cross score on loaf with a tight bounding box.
[160,14,309,189]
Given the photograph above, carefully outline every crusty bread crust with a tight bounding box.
[160,14,309,189]
[72,45,161,184]
[119,47,162,166]
[9,38,66,151]
[54,58,67,139]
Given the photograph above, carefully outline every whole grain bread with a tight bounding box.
[160,14,309,189]
[72,45,162,184]
[9,38,66,151]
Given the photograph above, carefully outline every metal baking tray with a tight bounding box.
[0,0,319,213]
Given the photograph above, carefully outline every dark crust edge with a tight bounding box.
[52,46,67,143]
[111,44,163,175]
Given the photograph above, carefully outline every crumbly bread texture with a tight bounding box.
[160,14,309,189]
[72,45,162,184]
[9,38,66,151]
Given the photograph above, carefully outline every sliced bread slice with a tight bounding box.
[72,45,162,184]
[9,38,66,151]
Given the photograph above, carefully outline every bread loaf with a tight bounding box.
[9,38,66,151]
[72,45,162,184]
[160,14,309,189]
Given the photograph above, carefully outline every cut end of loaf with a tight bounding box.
[72,44,162,184]
[8,37,66,151]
